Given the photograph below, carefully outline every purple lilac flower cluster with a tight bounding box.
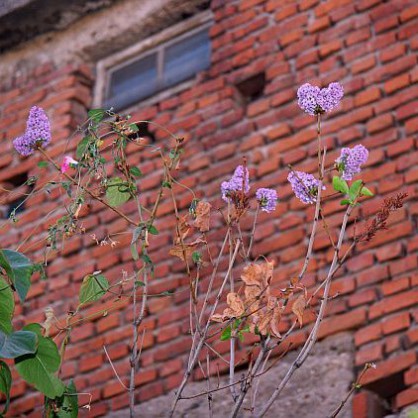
[297,82,344,116]
[221,165,250,202]
[287,171,323,204]
[336,145,369,181]
[13,106,51,156]
[256,188,277,213]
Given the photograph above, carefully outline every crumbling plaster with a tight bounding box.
[0,0,209,89]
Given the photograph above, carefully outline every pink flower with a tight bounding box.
[61,156,78,173]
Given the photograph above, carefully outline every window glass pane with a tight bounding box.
[163,28,210,88]
[106,53,158,110]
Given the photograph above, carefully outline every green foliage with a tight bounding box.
[220,326,231,341]
[37,161,48,168]
[0,278,14,334]
[79,274,109,305]
[360,186,374,197]
[0,330,37,358]
[220,320,250,342]
[51,380,78,418]
[130,225,145,261]
[76,136,91,160]
[348,180,363,201]
[0,360,11,415]
[88,108,105,123]
[192,251,202,265]
[15,324,65,399]
[105,177,131,207]
[147,225,159,235]
[129,123,139,133]
[0,249,34,302]
[332,176,349,195]
[129,167,143,178]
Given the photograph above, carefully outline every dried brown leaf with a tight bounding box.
[210,292,245,322]
[169,237,204,261]
[292,294,306,327]
[194,201,211,232]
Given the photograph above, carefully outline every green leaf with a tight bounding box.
[129,123,139,133]
[135,281,145,287]
[147,225,159,235]
[192,251,202,265]
[0,330,38,358]
[76,136,91,160]
[52,380,78,418]
[340,199,352,206]
[142,254,154,274]
[105,177,131,207]
[0,360,11,415]
[129,167,143,178]
[220,326,231,341]
[88,108,105,123]
[130,225,145,261]
[0,278,14,334]
[349,180,363,201]
[161,181,172,189]
[37,161,48,168]
[79,274,109,305]
[15,324,65,399]
[332,176,349,195]
[0,249,33,302]
[361,186,374,197]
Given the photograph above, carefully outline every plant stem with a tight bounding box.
[37,147,137,226]
[256,204,353,417]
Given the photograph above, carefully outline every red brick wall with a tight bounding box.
[1,0,418,416]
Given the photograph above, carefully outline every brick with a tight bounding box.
[355,343,383,366]
[384,74,410,94]
[400,4,418,22]
[369,290,418,320]
[309,16,331,33]
[395,387,418,408]
[361,351,417,385]
[355,323,382,346]
[382,312,411,335]
[318,308,367,339]
[381,276,410,296]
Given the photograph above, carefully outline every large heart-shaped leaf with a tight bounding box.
[0,250,33,302]
[79,274,109,305]
[15,324,65,399]
[0,278,14,334]
[0,330,37,358]
[105,177,131,207]
[0,360,11,415]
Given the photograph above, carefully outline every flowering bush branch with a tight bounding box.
[0,81,407,418]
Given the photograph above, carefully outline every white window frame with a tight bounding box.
[94,11,213,111]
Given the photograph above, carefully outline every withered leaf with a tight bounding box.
[292,294,306,327]
[194,201,211,232]
[177,215,191,241]
[169,238,204,261]
[241,260,273,288]
[210,292,245,322]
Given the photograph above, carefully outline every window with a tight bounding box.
[96,12,212,112]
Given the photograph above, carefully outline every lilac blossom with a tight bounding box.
[336,144,369,181]
[256,188,278,213]
[221,165,250,202]
[287,171,324,204]
[297,82,344,115]
[13,106,51,156]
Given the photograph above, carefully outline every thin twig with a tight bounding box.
[103,345,129,390]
